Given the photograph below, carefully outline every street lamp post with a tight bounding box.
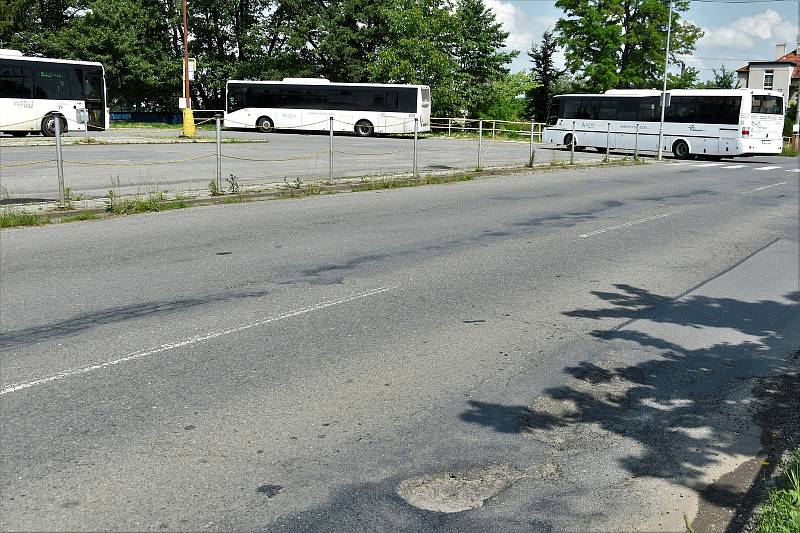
[181,0,195,137]
[657,0,673,161]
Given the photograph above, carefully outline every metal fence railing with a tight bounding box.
[431,117,547,141]
[2,113,616,213]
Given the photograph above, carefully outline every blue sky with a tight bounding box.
[486,0,800,81]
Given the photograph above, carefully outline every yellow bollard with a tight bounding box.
[182,108,196,137]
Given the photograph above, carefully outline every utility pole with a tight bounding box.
[657,0,673,161]
[181,0,195,137]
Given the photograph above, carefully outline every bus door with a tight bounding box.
[84,69,105,130]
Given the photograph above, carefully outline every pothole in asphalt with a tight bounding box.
[396,464,524,513]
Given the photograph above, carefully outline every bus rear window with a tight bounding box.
[752,95,783,114]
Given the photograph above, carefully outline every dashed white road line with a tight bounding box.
[696,162,723,167]
[755,166,781,171]
[0,286,396,396]
[721,165,746,169]
[579,211,682,238]
[741,182,788,195]
[786,168,800,173]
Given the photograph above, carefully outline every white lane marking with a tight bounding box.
[740,182,788,195]
[786,168,800,173]
[696,163,723,167]
[721,165,746,169]
[0,287,395,396]
[667,162,693,166]
[579,211,682,238]
[755,166,781,171]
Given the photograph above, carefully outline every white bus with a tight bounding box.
[543,89,785,158]
[225,78,431,136]
[0,49,108,137]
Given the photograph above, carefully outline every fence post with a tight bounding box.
[570,120,575,165]
[477,119,483,170]
[448,117,452,136]
[605,122,610,162]
[491,120,496,138]
[634,123,640,162]
[329,116,334,181]
[528,120,535,167]
[54,115,66,209]
[215,114,222,191]
[413,117,419,177]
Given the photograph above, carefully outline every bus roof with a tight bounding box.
[0,52,104,69]
[227,79,429,89]
[554,88,784,98]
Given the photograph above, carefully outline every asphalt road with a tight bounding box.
[1,159,798,531]
[1,129,606,200]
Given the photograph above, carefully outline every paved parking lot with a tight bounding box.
[1,129,606,200]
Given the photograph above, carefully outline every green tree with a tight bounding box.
[451,0,517,115]
[667,65,699,89]
[555,0,703,91]
[478,71,538,121]
[525,29,563,121]
[695,64,735,89]
[23,0,179,109]
[367,0,461,116]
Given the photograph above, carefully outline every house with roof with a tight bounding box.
[736,43,799,107]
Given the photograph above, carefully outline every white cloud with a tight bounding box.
[484,0,560,72]
[697,9,799,54]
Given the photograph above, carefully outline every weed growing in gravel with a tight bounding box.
[226,174,241,194]
[757,448,800,533]
[109,192,188,214]
[208,179,223,196]
[0,210,50,228]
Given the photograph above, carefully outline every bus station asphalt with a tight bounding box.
[1,129,610,200]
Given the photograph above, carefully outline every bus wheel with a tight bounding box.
[10,131,29,137]
[354,120,374,137]
[255,116,274,133]
[41,114,67,137]
[672,140,691,159]
[563,133,582,151]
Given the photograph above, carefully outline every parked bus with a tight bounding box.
[225,78,431,136]
[543,88,784,158]
[0,49,108,137]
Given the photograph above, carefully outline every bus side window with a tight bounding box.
[638,98,658,121]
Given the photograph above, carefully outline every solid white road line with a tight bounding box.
[696,163,723,167]
[0,287,396,395]
[721,165,746,169]
[755,166,781,171]
[741,182,788,195]
[579,211,682,238]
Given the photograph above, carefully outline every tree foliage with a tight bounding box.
[555,0,702,92]
[4,0,517,115]
[525,29,563,121]
[695,64,736,89]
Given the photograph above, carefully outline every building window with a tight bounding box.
[764,70,774,91]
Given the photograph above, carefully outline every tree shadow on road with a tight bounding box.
[460,284,799,525]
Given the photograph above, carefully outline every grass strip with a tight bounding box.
[0,210,50,228]
[757,448,800,533]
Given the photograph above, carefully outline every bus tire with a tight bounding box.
[563,133,583,151]
[255,116,274,133]
[672,140,691,159]
[41,114,67,137]
[354,119,374,137]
